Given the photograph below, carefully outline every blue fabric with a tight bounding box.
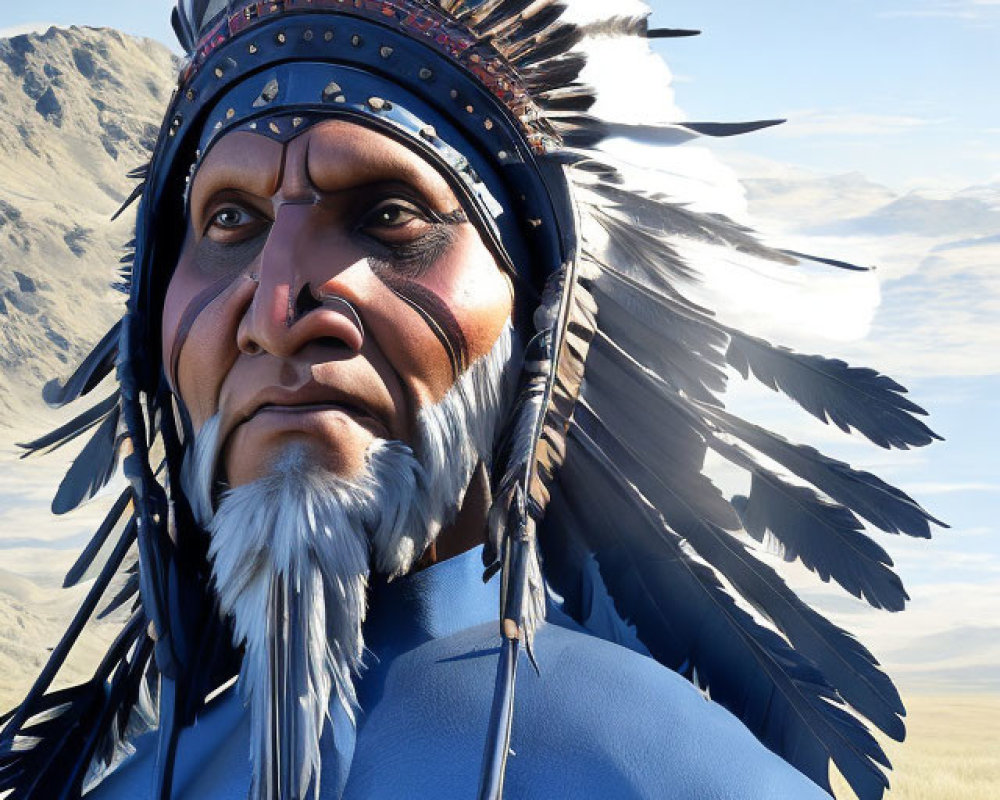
[88,547,830,798]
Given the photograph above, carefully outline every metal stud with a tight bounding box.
[484,118,494,130]
[276,31,286,45]
[226,107,236,119]
[380,46,393,58]
[419,67,433,81]
[420,125,437,140]
[465,104,474,114]
[304,29,314,41]
[352,34,363,47]
[292,117,303,128]
[324,30,334,41]
[322,81,343,102]
[254,78,280,107]
[186,88,196,101]
[248,42,258,54]
[450,89,458,99]
[214,66,224,78]
[269,121,281,135]
[367,96,386,111]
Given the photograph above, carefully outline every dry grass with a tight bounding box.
[833,693,1000,800]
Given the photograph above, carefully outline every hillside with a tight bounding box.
[0,25,174,427]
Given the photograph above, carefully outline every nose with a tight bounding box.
[236,204,365,358]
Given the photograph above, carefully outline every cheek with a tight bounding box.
[369,233,512,406]
[161,255,250,431]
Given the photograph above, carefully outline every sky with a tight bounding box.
[1,1,997,692]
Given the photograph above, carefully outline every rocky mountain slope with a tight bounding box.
[0,25,175,427]
[0,26,175,711]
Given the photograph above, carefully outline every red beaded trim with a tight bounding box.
[182,0,546,151]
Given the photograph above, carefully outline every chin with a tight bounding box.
[224,420,378,487]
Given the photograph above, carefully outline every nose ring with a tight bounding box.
[290,281,364,343]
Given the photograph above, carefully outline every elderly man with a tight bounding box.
[1,2,939,799]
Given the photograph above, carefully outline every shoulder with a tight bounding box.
[355,616,830,799]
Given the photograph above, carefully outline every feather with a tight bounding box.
[781,248,870,272]
[510,24,582,68]
[51,403,122,515]
[521,52,587,96]
[500,3,566,46]
[730,468,908,611]
[17,393,119,458]
[97,565,140,620]
[110,181,145,222]
[681,120,785,137]
[551,433,893,800]
[0,520,139,779]
[63,488,133,588]
[702,403,943,538]
[647,27,701,39]
[42,321,121,408]
[725,331,941,449]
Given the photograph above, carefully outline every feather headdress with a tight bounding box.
[0,2,941,799]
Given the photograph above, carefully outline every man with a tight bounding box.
[0,2,940,799]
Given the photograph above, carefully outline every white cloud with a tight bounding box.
[0,22,56,38]
[770,110,943,138]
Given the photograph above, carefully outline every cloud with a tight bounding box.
[770,110,943,138]
[878,0,1000,21]
[0,22,56,38]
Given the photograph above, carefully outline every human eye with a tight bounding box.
[202,202,268,243]
[357,198,432,241]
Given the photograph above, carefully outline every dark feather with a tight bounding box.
[725,330,942,450]
[782,248,870,272]
[42,321,120,408]
[521,53,587,95]
[97,564,139,620]
[510,24,582,68]
[51,403,122,516]
[702,403,943,538]
[551,433,893,799]
[647,28,701,39]
[0,520,139,778]
[731,468,908,611]
[501,3,566,46]
[574,381,906,741]
[681,120,785,137]
[110,181,145,222]
[63,488,133,588]
[17,393,119,458]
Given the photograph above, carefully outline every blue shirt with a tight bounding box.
[88,547,829,798]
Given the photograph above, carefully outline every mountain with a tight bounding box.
[0,25,175,712]
[0,25,175,428]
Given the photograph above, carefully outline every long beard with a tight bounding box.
[181,325,515,799]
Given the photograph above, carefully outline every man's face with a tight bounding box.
[162,120,513,487]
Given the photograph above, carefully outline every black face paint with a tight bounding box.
[374,268,470,379]
[168,272,241,391]
[365,208,471,379]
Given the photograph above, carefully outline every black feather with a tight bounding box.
[510,24,582,68]
[725,330,942,450]
[731,468,909,611]
[521,53,587,94]
[110,181,144,222]
[703,403,943,538]
[552,434,893,799]
[681,120,785,137]
[17,393,119,458]
[51,403,122,515]
[63,488,133,588]
[42,321,120,408]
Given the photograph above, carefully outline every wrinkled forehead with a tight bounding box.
[188,120,462,213]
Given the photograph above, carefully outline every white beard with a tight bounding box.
[180,324,516,799]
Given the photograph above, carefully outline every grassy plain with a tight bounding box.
[832,693,1000,800]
